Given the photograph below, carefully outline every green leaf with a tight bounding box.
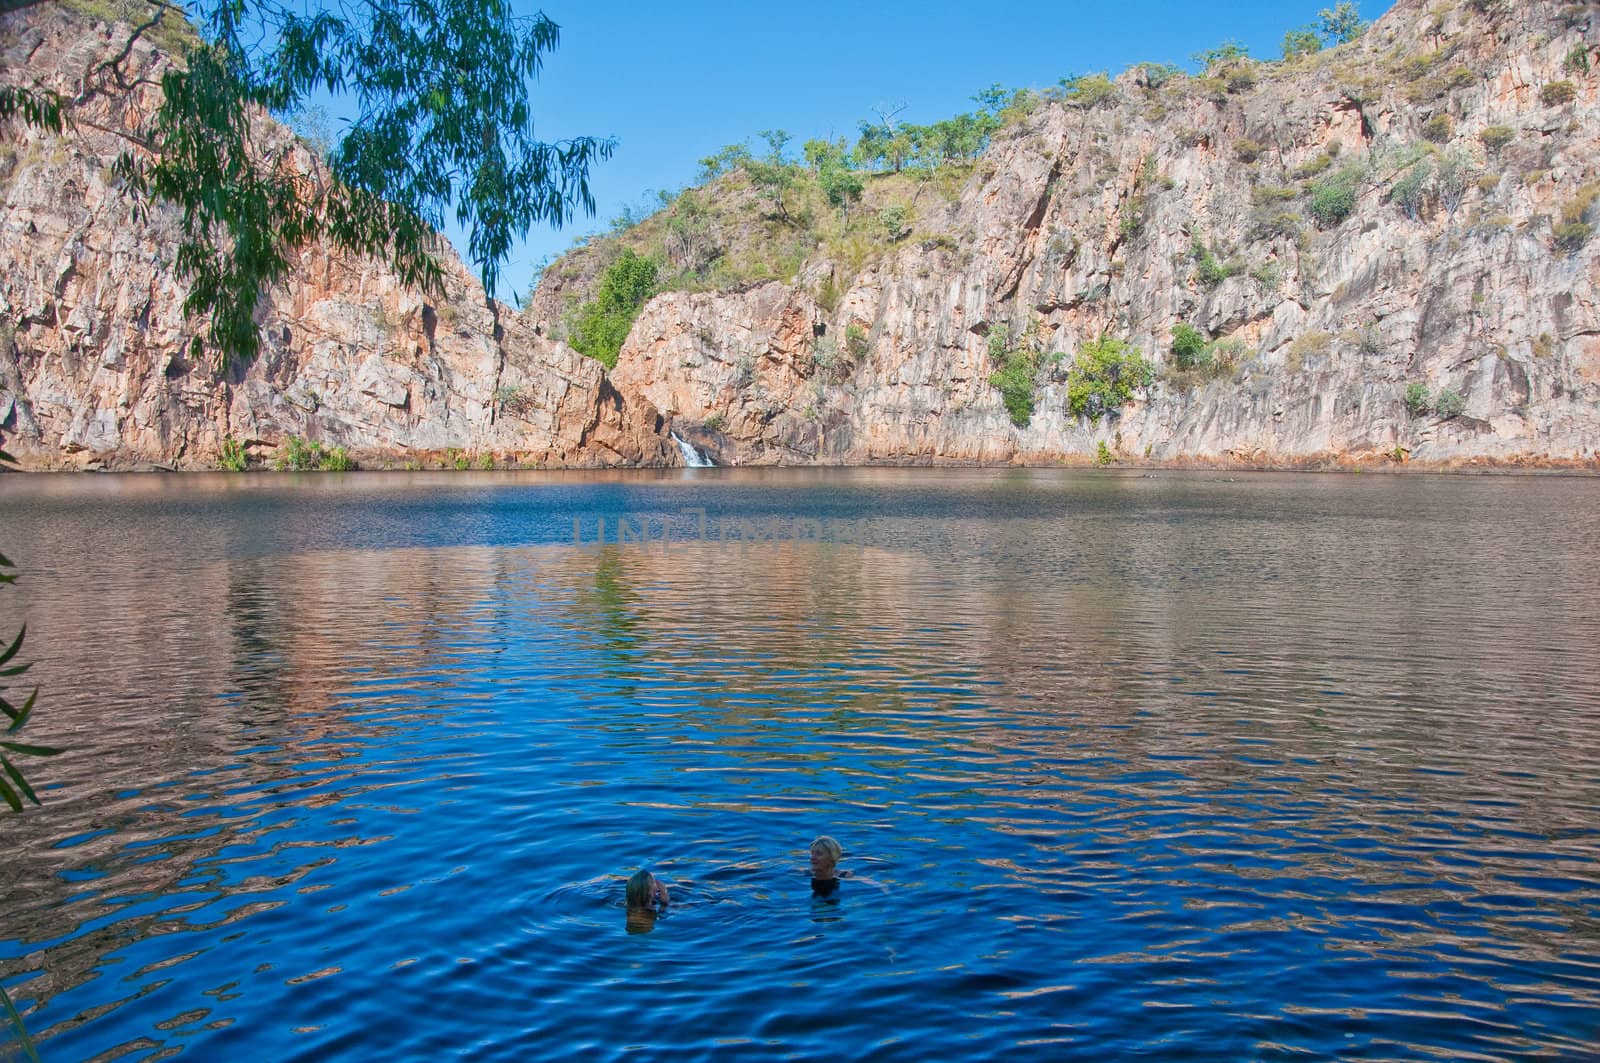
[3,689,36,729]
[0,741,61,758]
[0,978,42,1063]
[0,772,21,813]
[2,755,40,806]
[0,626,28,667]
[122,0,612,366]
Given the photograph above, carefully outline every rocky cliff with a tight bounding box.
[0,4,670,469]
[4,0,1599,471]
[536,0,1600,468]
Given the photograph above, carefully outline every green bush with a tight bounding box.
[1391,157,1433,220]
[880,203,911,241]
[1170,323,1209,369]
[1062,73,1117,109]
[218,436,247,472]
[1224,64,1258,94]
[1095,440,1114,465]
[988,327,1042,427]
[1421,114,1453,143]
[280,435,323,470]
[1555,222,1594,252]
[1192,239,1244,287]
[1282,27,1321,60]
[1294,152,1335,179]
[321,445,355,472]
[569,248,659,370]
[1565,44,1591,75]
[1404,382,1431,416]
[1434,388,1464,419]
[1308,164,1365,227]
[1540,80,1577,107]
[1555,182,1599,252]
[845,323,869,360]
[1194,41,1249,70]
[1137,62,1182,88]
[1067,336,1156,422]
[1235,138,1264,163]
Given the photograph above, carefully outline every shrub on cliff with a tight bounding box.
[1479,125,1516,152]
[1192,239,1245,287]
[1067,337,1155,422]
[1170,324,1209,369]
[1062,74,1118,109]
[987,325,1045,427]
[1404,382,1432,416]
[570,249,659,370]
[1308,164,1366,227]
[1540,81,1577,107]
[1554,183,1600,253]
[218,436,248,472]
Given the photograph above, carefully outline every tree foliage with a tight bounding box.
[1066,337,1155,422]
[20,0,613,367]
[986,325,1043,427]
[1170,323,1209,369]
[569,249,658,370]
[1318,2,1368,45]
[744,129,802,221]
[0,451,60,818]
[1194,41,1250,72]
[1282,27,1322,60]
[1308,163,1368,227]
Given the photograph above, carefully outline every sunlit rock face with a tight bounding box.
[0,7,670,469]
[3,0,1599,470]
[548,0,1600,468]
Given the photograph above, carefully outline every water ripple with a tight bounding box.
[1,470,1597,1059]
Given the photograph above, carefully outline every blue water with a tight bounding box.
[2,468,1599,1060]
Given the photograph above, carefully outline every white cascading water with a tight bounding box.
[670,432,715,467]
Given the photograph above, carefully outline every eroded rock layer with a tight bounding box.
[3,0,1599,470]
[544,0,1600,468]
[0,6,669,469]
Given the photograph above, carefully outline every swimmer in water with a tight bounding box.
[810,835,843,896]
[625,869,669,933]
[626,869,670,908]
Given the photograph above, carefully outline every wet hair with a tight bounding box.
[625,870,655,908]
[810,835,842,866]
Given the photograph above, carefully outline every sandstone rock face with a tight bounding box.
[4,0,1599,472]
[0,7,670,469]
[553,0,1600,468]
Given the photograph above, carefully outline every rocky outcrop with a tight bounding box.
[4,0,1599,471]
[0,6,670,469]
[546,0,1600,468]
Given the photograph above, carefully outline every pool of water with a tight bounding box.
[2,468,1599,1060]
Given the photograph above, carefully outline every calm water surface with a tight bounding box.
[1,468,1598,1060]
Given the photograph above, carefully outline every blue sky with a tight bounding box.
[457,0,1397,301]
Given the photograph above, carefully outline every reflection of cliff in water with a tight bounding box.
[3,470,1598,1033]
[0,544,545,1030]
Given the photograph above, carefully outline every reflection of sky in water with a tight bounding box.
[1,469,1598,1060]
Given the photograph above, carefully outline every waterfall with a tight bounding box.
[670,432,715,468]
